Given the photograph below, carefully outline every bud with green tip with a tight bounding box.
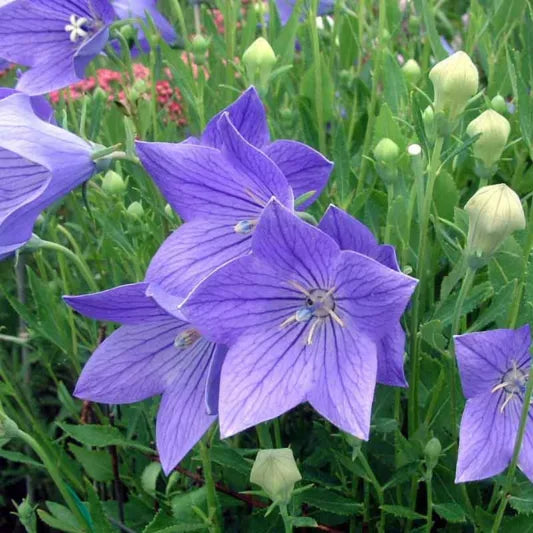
[14,497,37,533]
[374,138,400,184]
[250,448,302,504]
[127,201,144,219]
[491,94,507,115]
[429,51,479,122]
[191,34,209,66]
[424,437,441,469]
[465,184,526,261]
[102,170,126,195]
[466,110,510,170]
[242,37,277,90]
[422,105,435,140]
[401,59,421,84]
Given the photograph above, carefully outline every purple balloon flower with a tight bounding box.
[135,87,332,306]
[111,0,177,53]
[64,283,227,474]
[0,88,55,124]
[455,325,533,483]
[275,0,335,26]
[182,200,417,439]
[318,205,408,387]
[0,92,97,260]
[0,0,116,95]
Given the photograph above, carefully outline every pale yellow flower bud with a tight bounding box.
[466,110,510,169]
[250,448,301,504]
[429,51,479,120]
[243,37,277,89]
[465,184,525,257]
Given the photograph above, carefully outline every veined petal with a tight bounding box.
[218,323,319,438]
[217,113,293,210]
[252,199,341,289]
[455,325,531,399]
[201,86,270,149]
[156,340,218,474]
[456,391,520,483]
[307,322,377,439]
[145,219,253,299]
[73,26,110,78]
[334,250,417,338]
[74,319,210,404]
[264,140,333,210]
[136,140,287,223]
[145,283,186,321]
[181,255,303,345]
[205,345,228,415]
[376,323,408,387]
[319,205,399,271]
[64,282,171,325]
[518,411,533,483]
[0,88,55,123]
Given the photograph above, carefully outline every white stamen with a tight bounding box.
[65,15,89,43]
[491,381,510,393]
[500,394,514,413]
[307,319,321,345]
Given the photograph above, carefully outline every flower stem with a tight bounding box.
[358,452,385,532]
[199,435,222,533]
[492,362,533,531]
[279,504,293,533]
[425,468,433,532]
[309,0,325,155]
[408,135,444,436]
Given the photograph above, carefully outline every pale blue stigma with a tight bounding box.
[295,307,313,322]
[234,220,256,234]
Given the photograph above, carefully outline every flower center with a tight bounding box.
[234,219,258,235]
[280,281,344,345]
[174,328,201,350]
[65,14,90,43]
[491,360,528,412]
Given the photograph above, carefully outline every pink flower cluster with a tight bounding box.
[49,62,187,126]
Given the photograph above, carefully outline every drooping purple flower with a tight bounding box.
[455,325,533,483]
[135,110,295,309]
[0,92,97,260]
[111,0,177,54]
[64,283,227,473]
[275,0,335,26]
[318,205,408,387]
[0,0,116,95]
[181,200,417,439]
[198,87,333,210]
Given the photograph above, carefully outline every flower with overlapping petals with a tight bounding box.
[64,283,226,473]
[0,0,116,95]
[182,200,417,439]
[0,92,98,259]
[455,326,533,483]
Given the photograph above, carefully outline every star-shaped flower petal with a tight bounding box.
[318,205,408,387]
[0,0,116,95]
[182,200,418,439]
[454,325,533,483]
[64,282,227,474]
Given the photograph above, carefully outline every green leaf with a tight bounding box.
[58,423,125,447]
[86,481,113,533]
[37,502,82,533]
[433,502,466,523]
[434,171,459,222]
[299,488,363,516]
[420,320,447,353]
[413,0,447,60]
[0,448,43,469]
[381,505,425,520]
[210,445,251,477]
[171,487,207,522]
[289,516,318,527]
[68,444,114,482]
[141,461,162,497]
[509,484,533,514]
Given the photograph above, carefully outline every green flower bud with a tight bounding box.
[120,24,136,42]
[491,94,507,115]
[164,203,174,218]
[127,201,144,219]
[424,437,441,469]
[102,170,126,195]
[374,138,400,165]
[465,184,526,259]
[243,37,277,89]
[408,15,420,34]
[422,105,435,139]
[466,110,510,169]
[429,51,479,121]
[250,448,302,504]
[15,497,36,532]
[401,59,421,84]
[192,34,209,65]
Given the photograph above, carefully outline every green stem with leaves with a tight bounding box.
[199,435,222,533]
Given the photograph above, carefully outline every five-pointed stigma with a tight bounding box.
[491,360,528,412]
[65,14,89,43]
